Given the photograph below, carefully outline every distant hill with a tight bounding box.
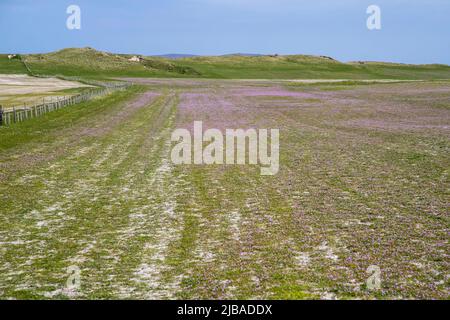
[155,53,263,59]
[221,53,265,57]
[153,54,198,59]
[1,47,449,80]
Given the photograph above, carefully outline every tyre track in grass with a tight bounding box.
[0,89,178,298]
[57,92,179,298]
[1,79,448,299]
[162,85,318,299]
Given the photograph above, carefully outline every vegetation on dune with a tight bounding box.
[138,57,200,76]
[348,61,450,80]
[22,48,199,78]
[0,54,29,74]
[0,47,447,80]
[174,54,450,79]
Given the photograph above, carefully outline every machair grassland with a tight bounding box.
[0,48,449,299]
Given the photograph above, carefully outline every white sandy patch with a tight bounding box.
[321,291,338,300]
[0,74,92,109]
[0,74,90,94]
[67,240,98,265]
[228,210,241,242]
[317,242,339,262]
[126,149,184,299]
[294,252,311,267]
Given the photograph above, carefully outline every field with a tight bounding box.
[0,55,28,74]
[0,79,448,299]
[0,75,92,110]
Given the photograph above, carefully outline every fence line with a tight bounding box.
[0,82,131,126]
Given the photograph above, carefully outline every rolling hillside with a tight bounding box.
[1,79,449,299]
[0,54,29,74]
[176,55,450,80]
[2,48,450,80]
[20,48,199,78]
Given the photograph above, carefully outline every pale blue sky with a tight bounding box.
[1,0,449,64]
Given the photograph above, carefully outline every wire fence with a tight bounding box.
[0,81,131,126]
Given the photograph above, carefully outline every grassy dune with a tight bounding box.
[1,48,447,80]
[171,55,450,80]
[0,74,93,109]
[0,55,29,74]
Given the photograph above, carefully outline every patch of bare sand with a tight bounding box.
[0,74,92,109]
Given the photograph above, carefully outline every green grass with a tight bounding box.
[173,55,450,79]
[0,85,145,151]
[22,48,197,78]
[0,54,29,74]
[0,72,448,299]
[3,48,447,80]
[0,86,94,109]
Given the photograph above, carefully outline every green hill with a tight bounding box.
[0,54,29,74]
[2,47,449,80]
[22,47,199,78]
[171,55,450,79]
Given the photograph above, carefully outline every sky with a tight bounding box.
[0,0,449,64]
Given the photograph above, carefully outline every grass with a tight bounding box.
[0,54,29,74]
[0,85,145,150]
[1,47,447,80]
[171,55,450,80]
[22,48,198,78]
[0,79,448,300]
[0,86,94,110]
